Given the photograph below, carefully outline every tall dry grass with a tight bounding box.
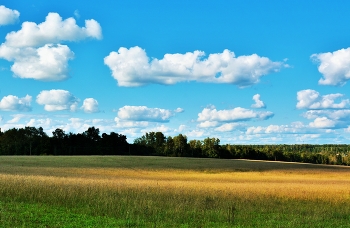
[1,166,350,201]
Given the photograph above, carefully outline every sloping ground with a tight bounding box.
[0,155,349,172]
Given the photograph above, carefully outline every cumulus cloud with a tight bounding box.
[246,126,264,135]
[104,46,285,87]
[303,110,350,121]
[27,118,53,129]
[297,89,350,130]
[301,109,350,130]
[246,125,290,135]
[246,122,314,135]
[197,106,274,123]
[0,5,20,26]
[7,114,25,124]
[7,44,74,81]
[36,89,79,111]
[296,89,349,109]
[81,98,99,113]
[174,107,184,113]
[198,121,219,128]
[115,118,149,128]
[214,123,243,132]
[4,12,101,48]
[309,117,337,129]
[117,106,175,122]
[186,130,205,138]
[0,12,102,81]
[311,48,350,86]
[0,95,32,111]
[177,124,187,132]
[251,94,266,108]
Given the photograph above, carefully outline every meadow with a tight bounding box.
[0,156,350,227]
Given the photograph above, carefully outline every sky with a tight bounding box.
[1,0,350,144]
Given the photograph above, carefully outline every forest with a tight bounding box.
[0,126,349,165]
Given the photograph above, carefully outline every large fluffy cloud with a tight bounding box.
[36,90,79,111]
[0,12,102,81]
[296,89,349,109]
[0,5,20,26]
[309,117,337,129]
[104,46,285,87]
[81,98,99,113]
[297,89,350,130]
[301,109,350,129]
[4,12,102,48]
[8,44,74,81]
[0,95,31,111]
[312,48,350,86]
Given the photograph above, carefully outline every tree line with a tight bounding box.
[0,127,349,165]
[0,127,128,156]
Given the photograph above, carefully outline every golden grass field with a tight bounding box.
[0,156,350,227]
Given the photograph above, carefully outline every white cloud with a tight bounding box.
[0,95,31,111]
[4,12,101,48]
[345,126,350,133]
[117,106,175,122]
[8,44,74,81]
[104,46,285,87]
[198,121,219,128]
[312,48,350,86]
[197,106,274,123]
[251,94,266,108]
[246,122,312,135]
[246,126,264,134]
[61,118,90,133]
[301,109,350,130]
[0,5,20,26]
[288,96,350,131]
[296,89,349,109]
[27,118,53,129]
[115,117,149,128]
[81,98,99,113]
[265,125,291,133]
[177,124,187,132]
[303,110,350,121]
[309,117,336,129]
[0,12,101,81]
[295,134,321,142]
[7,114,25,123]
[36,90,79,111]
[214,123,242,132]
[174,107,184,113]
[186,130,205,138]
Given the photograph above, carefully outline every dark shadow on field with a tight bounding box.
[0,156,350,173]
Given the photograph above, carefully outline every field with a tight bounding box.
[0,156,350,227]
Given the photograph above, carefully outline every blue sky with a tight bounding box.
[1,0,350,144]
